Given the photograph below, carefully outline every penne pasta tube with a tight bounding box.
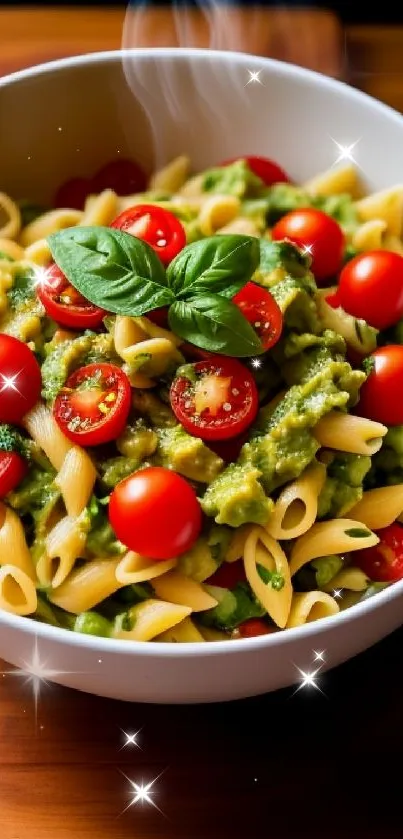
[115,552,177,584]
[0,565,37,616]
[49,559,121,614]
[313,412,387,456]
[348,485,403,530]
[289,518,379,577]
[266,461,326,541]
[152,570,218,611]
[0,503,35,580]
[112,599,192,642]
[286,591,339,628]
[243,527,292,629]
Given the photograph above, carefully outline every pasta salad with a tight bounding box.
[1,152,403,643]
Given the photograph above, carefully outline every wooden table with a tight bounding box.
[1,8,403,838]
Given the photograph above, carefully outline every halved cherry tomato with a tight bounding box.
[53,363,131,446]
[233,282,283,351]
[206,559,247,588]
[354,523,403,583]
[271,208,344,283]
[108,466,201,559]
[180,342,214,362]
[220,155,290,185]
[53,177,92,210]
[110,204,186,265]
[170,357,258,442]
[91,158,147,196]
[337,250,403,330]
[37,263,106,330]
[238,619,275,638]
[356,345,403,426]
[0,335,42,424]
[0,451,27,498]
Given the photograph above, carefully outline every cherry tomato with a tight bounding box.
[271,208,345,283]
[108,466,202,559]
[180,342,215,362]
[206,559,247,588]
[91,159,147,196]
[233,282,283,351]
[0,451,27,498]
[355,523,403,583]
[53,177,92,210]
[238,619,275,638]
[0,335,42,424]
[356,345,403,426]
[170,357,258,442]
[337,250,403,330]
[53,363,131,446]
[220,155,290,185]
[37,263,106,330]
[111,204,186,265]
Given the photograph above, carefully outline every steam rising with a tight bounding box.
[121,1,269,169]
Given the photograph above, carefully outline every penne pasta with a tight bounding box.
[243,527,292,629]
[49,559,121,614]
[0,503,36,580]
[266,461,326,540]
[152,570,218,611]
[286,591,339,628]
[149,154,191,193]
[54,446,97,517]
[348,485,403,531]
[0,565,37,616]
[0,192,21,239]
[304,163,362,199]
[112,599,192,642]
[313,411,387,456]
[115,552,177,584]
[289,518,379,577]
[19,208,83,247]
[80,189,118,226]
[23,402,72,471]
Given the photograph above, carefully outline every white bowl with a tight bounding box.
[1,49,403,704]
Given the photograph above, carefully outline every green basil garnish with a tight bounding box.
[344,527,372,538]
[48,227,264,356]
[48,227,174,316]
[168,294,263,356]
[167,234,260,299]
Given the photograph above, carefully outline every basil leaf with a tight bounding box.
[168,293,263,356]
[48,226,174,316]
[344,527,372,539]
[167,234,260,299]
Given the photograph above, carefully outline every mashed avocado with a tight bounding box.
[41,332,119,402]
[201,159,265,198]
[155,425,224,484]
[318,452,372,518]
[201,463,273,527]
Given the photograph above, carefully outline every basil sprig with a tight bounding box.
[48,227,262,357]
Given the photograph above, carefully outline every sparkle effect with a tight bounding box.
[120,729,142,750]
[120,770,167,817]
[301,244,313,256]
[250,357,263,369]
[245,70,264,87]
[31,263,54,290]
[0,372,21,394]
[2,636,77,723]
[292,649,327,696]
[331,138,360,167]
[333,589,343,600]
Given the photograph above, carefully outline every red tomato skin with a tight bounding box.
[355,523,403,583]
[53,363,131,446]
[108,466,202,559]
[220,155,290,185]
[37,263,106,330]
[356,345,403,426]
[206,431,248,463]
[0,451,27,498]
[238,619,275,638]
[170,357,259,442]
[338,250,403,330]
[110,204,186,266]
[271,208,345,283]
[0,335,42,424]
[53,177,92,210]
[206,559,247,588]
[91,159,147,196]
[233,282,283,351]
[146,307,170,329]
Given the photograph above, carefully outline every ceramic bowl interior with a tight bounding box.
[0,49,402,703]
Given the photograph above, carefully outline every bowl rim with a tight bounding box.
[0,48,402,657]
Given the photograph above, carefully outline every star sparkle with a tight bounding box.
[301,244,313,256]
[331,138,360,167]
[120,769,167,817]
[120,728,142,750]
[2,636,77,723]
[293,667,324,696]
[313,650,326,663]
[250,357,263,369]
[31,263,54,290]
[0,372,21,394]
[333,589,343,600]
[245,70,264,87]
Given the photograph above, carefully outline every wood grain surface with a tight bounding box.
[1,8,403,838]
[1,625,403,839]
